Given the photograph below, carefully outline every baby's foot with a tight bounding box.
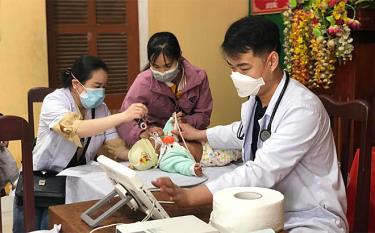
[194,163,203,177]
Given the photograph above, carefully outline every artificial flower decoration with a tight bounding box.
[283,0,360,89]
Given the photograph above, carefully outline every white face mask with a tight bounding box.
[230,71,265,97]
[150,63,179,83]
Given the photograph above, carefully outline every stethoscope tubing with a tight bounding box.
[237,73,290,142]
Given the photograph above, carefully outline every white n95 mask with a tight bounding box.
[230,71,265,97]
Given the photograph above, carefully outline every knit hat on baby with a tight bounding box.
[128,139,158,171]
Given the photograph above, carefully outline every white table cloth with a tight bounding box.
[58,161,240,204]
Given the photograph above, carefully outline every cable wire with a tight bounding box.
[89,223,122,233]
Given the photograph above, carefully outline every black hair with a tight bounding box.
[60,55,108,88]
[222,16,281,58]
[145,32,181,70]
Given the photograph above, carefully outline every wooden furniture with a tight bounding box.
[27,87,54,139]
[46,1,139,111]
[0,113,4,233]
[0,184,5,233]
[324,9,375,145]
[49,192,212,233]
[0,115,35,232]
[319,95,372,233]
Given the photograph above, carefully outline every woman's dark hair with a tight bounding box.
[60,55,108,88]
[222,16,281,58]
[144,32,181,70]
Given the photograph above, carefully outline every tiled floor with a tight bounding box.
[1,195,13,233]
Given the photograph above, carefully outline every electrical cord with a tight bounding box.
[88,201,157,232]
[89,223,122,233]
[158,200,175,204]
[141,201,155,222]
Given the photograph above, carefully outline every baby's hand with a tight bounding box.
[194,163,203,177]
[122,103,148,122]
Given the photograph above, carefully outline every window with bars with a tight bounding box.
[46,0,139,110]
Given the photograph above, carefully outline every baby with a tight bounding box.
[128,116,241,177]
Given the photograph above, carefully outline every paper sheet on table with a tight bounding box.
[59,161,239,204]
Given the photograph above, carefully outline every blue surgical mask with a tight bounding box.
[73,75,105,109]
[150,63,179,83]
[79,87,105,109]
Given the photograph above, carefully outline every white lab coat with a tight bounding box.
[206,74,348,233]
[33,88,119,172]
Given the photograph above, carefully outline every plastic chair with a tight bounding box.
[319,94,372,233]
[27,87,54,139]
[0,115,35,232]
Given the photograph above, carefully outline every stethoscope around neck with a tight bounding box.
[237,73,290,142]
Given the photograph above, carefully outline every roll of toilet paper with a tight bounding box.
[210,187,284,233]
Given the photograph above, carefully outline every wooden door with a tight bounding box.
[46,0,139,111]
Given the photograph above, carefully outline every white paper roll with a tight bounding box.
[210,187,284,233]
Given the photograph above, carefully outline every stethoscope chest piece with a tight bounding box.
[260,129,271,142]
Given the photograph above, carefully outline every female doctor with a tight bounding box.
[32,55,148,171]
[153,17,348,233]
[14,55,148,232]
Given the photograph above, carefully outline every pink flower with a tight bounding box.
[336,27,344,37]
[329,0,337,8]
[312,18,319,25]
[347,19,361,30]
[327,26,338,35]
[336,19,344,25]
[327,25,343,36]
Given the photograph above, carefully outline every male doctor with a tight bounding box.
[152,16,348,232]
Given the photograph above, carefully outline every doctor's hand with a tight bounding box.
[173,111,186,124]
[152,177,213,207]
[152,177,190,207]
[122,103,148,122]
[171,122,207,142]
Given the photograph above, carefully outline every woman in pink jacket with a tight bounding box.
[117,32,213,146]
